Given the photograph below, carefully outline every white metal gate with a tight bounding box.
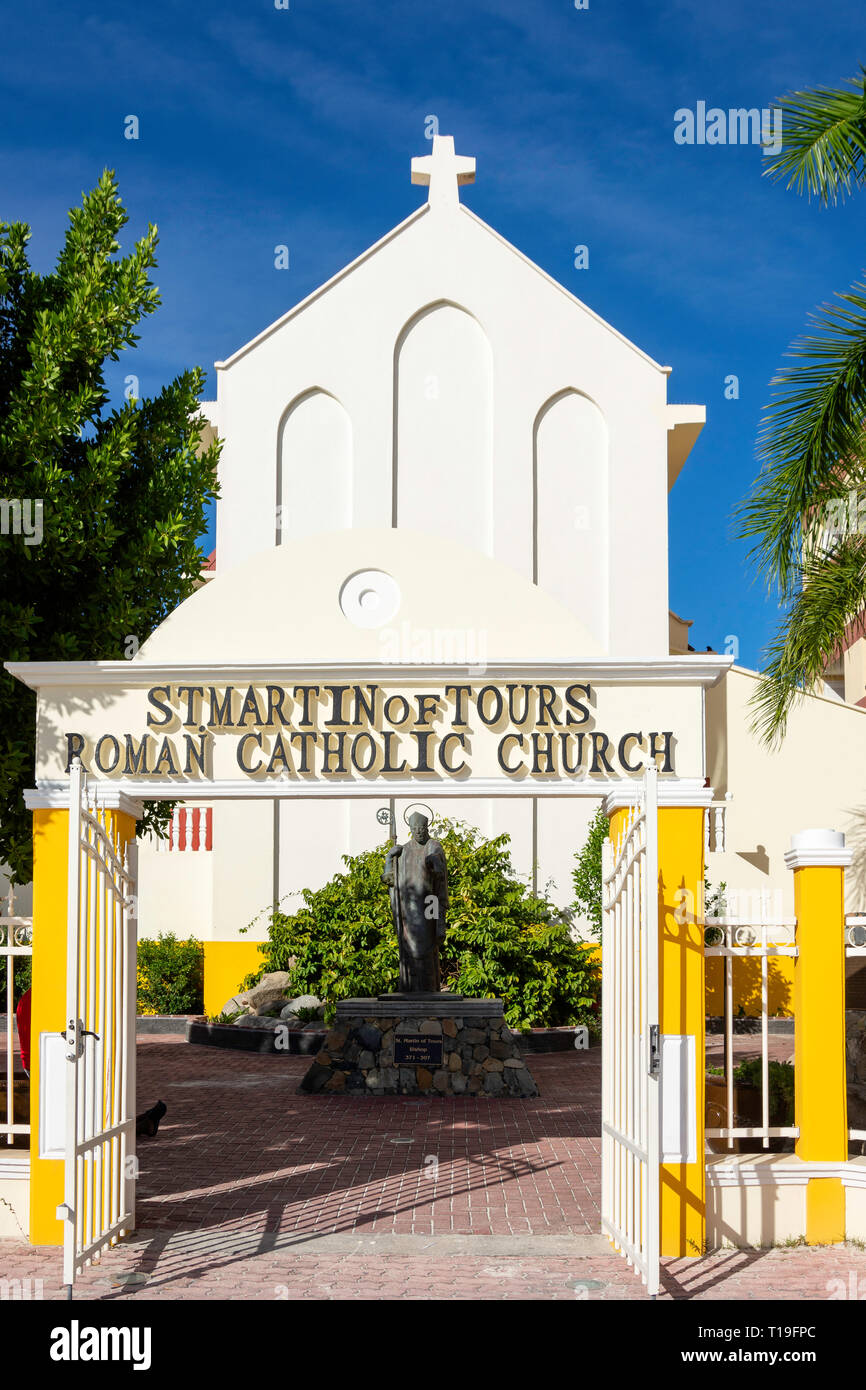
[59,759,137,1291]
[601,765,661,1297]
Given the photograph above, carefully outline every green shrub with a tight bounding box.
[244,818,600,1031]
[137,933,204,1016]
[734,1058,795,1125]
[293,1005,320,1023]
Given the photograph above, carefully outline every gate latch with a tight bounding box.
[648,1024,661,1078]
[61,1018,100,1061]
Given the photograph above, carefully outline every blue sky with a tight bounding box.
[1,0,864,669]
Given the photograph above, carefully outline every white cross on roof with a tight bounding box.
[411,135,476,210]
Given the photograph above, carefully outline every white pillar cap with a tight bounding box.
[784,828,853,870]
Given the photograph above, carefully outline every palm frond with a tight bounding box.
[735,283,866,595]
[749,535,866,744]
[764,67,866,203]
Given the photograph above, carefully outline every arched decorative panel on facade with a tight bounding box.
[394,303,493,554]
[534,389,608,647]
[277,389,352,542]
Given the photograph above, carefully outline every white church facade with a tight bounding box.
[142,132,718,1008]
[9,136,866,1015]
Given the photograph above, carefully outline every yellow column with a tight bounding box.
[657,801,706,1258]
[785,829,850,1245]
[29,808,69,1245]
[607,786,708,1259]
[28,798,138,1246]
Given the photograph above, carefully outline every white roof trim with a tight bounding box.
[25,776,693,806]
[215,205,430,369]
[214,198,669,377]
[460,206,667,374]
[5,656,734,691]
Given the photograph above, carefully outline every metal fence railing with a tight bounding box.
[0,895,32,1147]
[845,914,866,1145]
[705,917,799,1150]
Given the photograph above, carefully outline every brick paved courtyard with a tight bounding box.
[2,1035,865,1301]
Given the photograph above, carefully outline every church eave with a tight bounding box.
[459,207,669,375]
[214,205,430,371]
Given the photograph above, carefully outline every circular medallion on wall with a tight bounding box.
[339,569,401,628]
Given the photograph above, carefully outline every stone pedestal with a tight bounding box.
[299,996,538,1097]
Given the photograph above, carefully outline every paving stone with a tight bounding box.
[0,1035,829,1303]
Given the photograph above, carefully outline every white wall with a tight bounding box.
[214,200,672,659]
[707,666,866,917]
[275,793,594,916]
[211,801,274,942]
[136,838,213,941]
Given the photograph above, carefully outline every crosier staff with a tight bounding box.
[378,805,407,986]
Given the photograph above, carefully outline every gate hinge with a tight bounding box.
[648,1024,661,1077]
[56,1203,74,1222]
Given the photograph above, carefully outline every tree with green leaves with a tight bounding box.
[244,818,600,1030]
[571,805,608,939]
[0,171,219,882]
[737,67,866,742]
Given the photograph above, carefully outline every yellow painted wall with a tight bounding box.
[705,955,795,1017]
[203,940,267,1016]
